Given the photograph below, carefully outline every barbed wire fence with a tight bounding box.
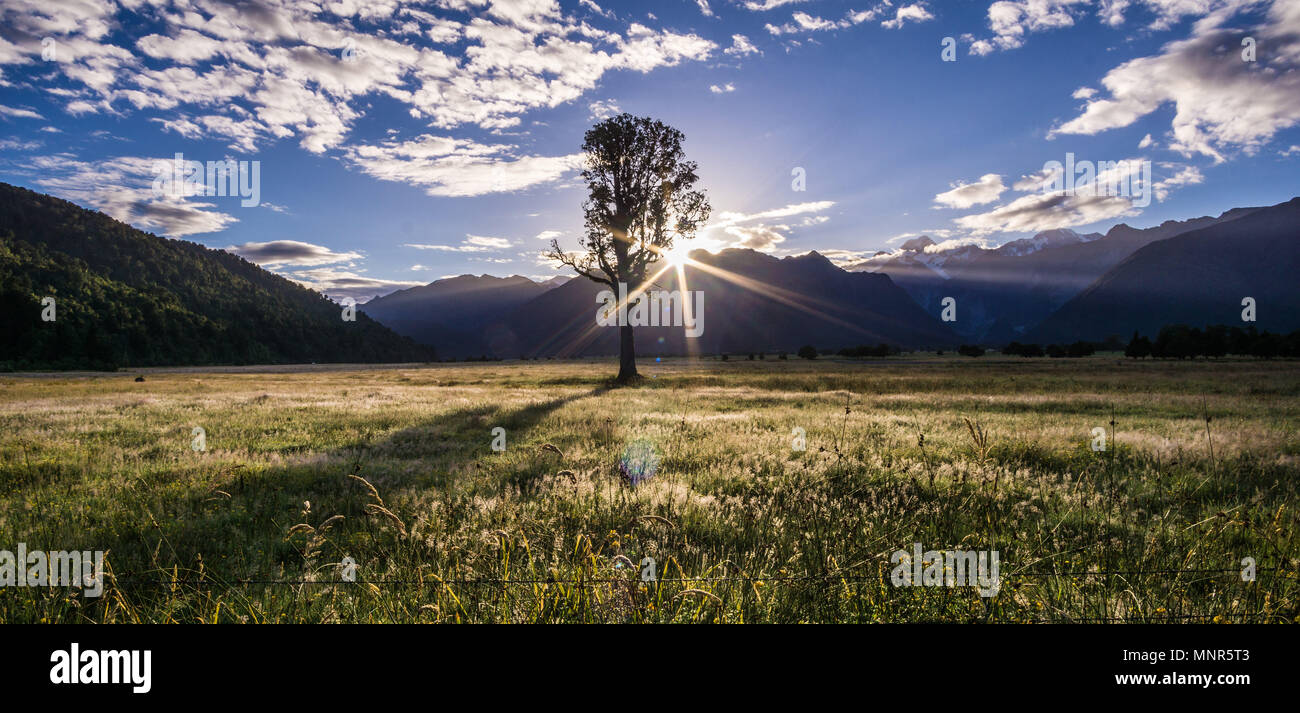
[89,562,1292,623]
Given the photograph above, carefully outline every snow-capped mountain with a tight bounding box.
[845,212,1258,342]
[991,228,1102,257]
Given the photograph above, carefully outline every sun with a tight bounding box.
[662,241,693,266]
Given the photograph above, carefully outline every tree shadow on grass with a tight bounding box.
[97,383,615,587]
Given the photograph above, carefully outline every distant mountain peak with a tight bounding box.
[900,235,935,252]
[993,228,1098,257]
[1027,195,1300,343]
[790,250,833,265]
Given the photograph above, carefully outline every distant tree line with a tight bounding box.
[837,343,900,357]
[1001,341,1096,358]
[794,343,900,359]
[1124,324,1300,359]
[993,325,1300,359]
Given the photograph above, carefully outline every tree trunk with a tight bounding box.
[617,322,638,382]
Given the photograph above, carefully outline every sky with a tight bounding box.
[1,0,1298,301]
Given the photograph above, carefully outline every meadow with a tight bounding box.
[1,355,1296,623]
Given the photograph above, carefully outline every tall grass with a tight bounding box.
[0,355,1296,623]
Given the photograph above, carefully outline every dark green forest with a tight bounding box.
[0,183,433,370]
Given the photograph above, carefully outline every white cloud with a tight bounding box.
[970,0,1274,55]
[136,30,225,65]
[812,248,876,266]
[535,230,564,241]
[0,0,717,155]
[406,233,512,252]
[710,82,735,93]
[971,0,1092,54]
[0,104,43,119]
[405,243,487,252]
[764,4,904,35]
[287,267,423,302]
[703,200,835,252]
[588,98,621,119]
[346,134,583,197]
[1152,164,1203,201]
[953,190,1140,235]
[741,0,808,10]
[226,240,362,267]
[1098,0,1130,28]
[0,138,40,150]
[724,34,760,56]
[465,234,512,249]
[1012,166,1064,192]
[578,0,615,20]
[711,201,836,228]
[26,153,238,237]
[793,12,837,31]
[933,173,1006,208]
[697,0,716,18]
[881,4,935,30]
[949,158,1201,235]
[723,223,787,250]
[1051,2,1300,163]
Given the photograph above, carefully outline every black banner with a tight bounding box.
[0,624,1286,702]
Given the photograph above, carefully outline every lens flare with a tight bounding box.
[619,440,661,487]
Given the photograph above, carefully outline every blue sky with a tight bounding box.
[1,0,1298,300]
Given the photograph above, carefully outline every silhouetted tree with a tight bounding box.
[797,345,818,360]
[1155,324,1198,359]
[1124,331,1152,358]
[1203,325,1228,358]
[545,114,710,383]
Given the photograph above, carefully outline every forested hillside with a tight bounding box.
[0,183,433,370]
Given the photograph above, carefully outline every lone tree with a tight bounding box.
[546,114,710,382]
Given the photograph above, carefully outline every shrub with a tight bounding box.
[1067,341,1095,358]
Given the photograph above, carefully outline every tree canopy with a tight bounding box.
[548,114,710,290]
[545,114,710,381]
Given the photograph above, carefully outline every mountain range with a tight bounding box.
[1026,197,1300,343]
[366,248,958,357]
[847,207,1263,343]
[2,181,1296,369]
[363,197,1296,359]
[361,273,569,359]
[502,249,957,357]
[0,183,432,370]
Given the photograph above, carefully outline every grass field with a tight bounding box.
[1,355,1297,623]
